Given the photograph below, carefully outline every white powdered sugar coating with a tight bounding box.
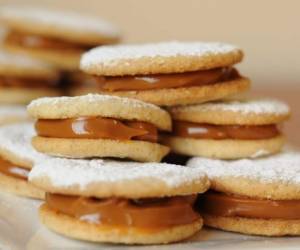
[187,150,300,185]
[80,41,239,68]
[172,98,290,116]
[0,105,27,118]
[0,50,54,71]
[29,159,206,189]
[28,93,161,110]
[0,122,46,163]
[0,6,119,38]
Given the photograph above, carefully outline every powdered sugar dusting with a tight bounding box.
[0,122,47,165]
[172,98,290,116]
[80,41,240,69]
[28,93,160,111]
[0,105,27,118]
[187,150,300,185]
[0,6,120,39]
[29,159,207,189]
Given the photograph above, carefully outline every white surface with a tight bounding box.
[0,191,299,250]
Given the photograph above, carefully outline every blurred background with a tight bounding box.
[1,0,299,145]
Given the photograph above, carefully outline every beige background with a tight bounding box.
[1,0,299,145]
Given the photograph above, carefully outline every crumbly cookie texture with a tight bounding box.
[163,135,284,159]
[187,150,300,199]
[203,214,300,236]
[80,41,243,76]
[0,50,58,79]
[27,94,171,130]
[0,6,120,45]
[0,122,47,168]
[169,98,290,125]
[32,137,170,162]
[40,204,203,244]
[29,158,209,198]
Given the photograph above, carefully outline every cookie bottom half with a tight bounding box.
[0,172,44,199]
[40,204,203,244]
[203,214,300,236]
[32,136,170,162]
[163,135,284,159]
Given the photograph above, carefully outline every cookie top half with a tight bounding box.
[80,41,243,76]
[0,6,120,45]
[169,98,290,125]
[187,150,300,200]
[29,158,209,198]
[0,122,46,168]
[0,50,59,79]
[27,94,171,131]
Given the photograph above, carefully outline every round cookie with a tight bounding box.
[79,41,249,106]
[0,50,61,104]
[163,98,290,159]
[29,158,209,244]
[187,150,300,236]
[0,122,47,199]
[0,105,29,125]
[169,98,291,125]
[28,94,171,162]
[0,6,120,70]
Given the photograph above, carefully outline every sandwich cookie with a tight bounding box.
[0,6,120,70]
[187,151,300,236]
[0,122,46,199]
[0,50,60,104]
[28,94,171,162]
[78,41,250,106]
[164,98,290,159]
[29,158,209,244]
[0,105,28,125]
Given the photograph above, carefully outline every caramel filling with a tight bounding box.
[35,117,158,142]
[0,75,59,88]
[172,121,280,140]
[46,193,200,228]
[70,67,239,91]
[5,31,92,51]
[198,191,300,220]
[0,157,29,180]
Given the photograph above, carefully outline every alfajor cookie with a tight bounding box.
[27,94,171,162]
[29,158,209,244]
[0,105,29,125]
[163,98,290,159]
[0,122,46,199]
[187,150,300,236]
[0,50,60,104]
[77,41,250,106]
[0,6,120,70]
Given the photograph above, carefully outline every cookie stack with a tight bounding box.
[27,94,210,244]
[77,40,297,238]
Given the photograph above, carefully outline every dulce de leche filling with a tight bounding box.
[71,67,239,91]
[172,121,280,140]
[5,31,93,51]
[0,157,29,180]
[35,117,158,142]
[198,191,300,220]
[46,193,200,228]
